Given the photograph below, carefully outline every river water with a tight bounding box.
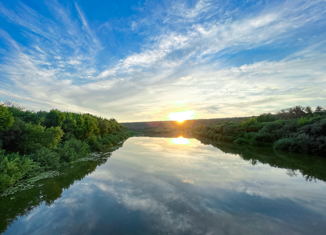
[1,137,326,235]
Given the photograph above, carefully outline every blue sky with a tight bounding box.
[0,0,325,122]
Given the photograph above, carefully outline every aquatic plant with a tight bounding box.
[0,171,62,198]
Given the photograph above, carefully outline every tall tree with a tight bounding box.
[0,105,14,132]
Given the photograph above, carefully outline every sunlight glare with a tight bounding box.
[170,136,191,145]
[167,110,195,123]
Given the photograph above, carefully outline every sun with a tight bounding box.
[167,110,195,123]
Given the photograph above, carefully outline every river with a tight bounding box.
[1,136,326,235]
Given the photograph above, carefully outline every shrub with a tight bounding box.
[254,132,275,143]
[57,139,91,162]
[260,122,283,133]
[225,136,235,142]
[85,135,104,152]
[298,117,308,126]
[30,147,60,170]
[274,134,315,154]
[241,117,257,129]
[0,150,38,191]
[310,119,326,136]
[275,122,298,139]
[214,134,221,140]
[243,132,257,140]
[312,136,326,156]
[234,137,247,144]
[222,125,238,136]
[306,116,325,125]
[85,132,130,152]
[273,138,294,151]
[256,113,278,123]
[247,123,263,132]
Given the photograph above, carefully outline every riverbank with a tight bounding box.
[0,102,133,194]
[0,142,125,233]
[191,105,326,157]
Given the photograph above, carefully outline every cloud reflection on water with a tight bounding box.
[87,137,326,234]
[3,137,326,235]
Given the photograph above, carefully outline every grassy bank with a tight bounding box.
[191,106,326,157]
[0,102,132,193]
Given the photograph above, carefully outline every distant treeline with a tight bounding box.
[121,117,248,130]
[0,101,132,192]
[192,106,326,157]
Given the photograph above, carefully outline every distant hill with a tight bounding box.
[121,117,249,130]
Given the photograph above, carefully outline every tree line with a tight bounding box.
[191,105,326,157]
[0,101,132,192]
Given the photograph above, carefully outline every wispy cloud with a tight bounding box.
[0,0,325,121]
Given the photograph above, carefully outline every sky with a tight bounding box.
[0,0,325,122]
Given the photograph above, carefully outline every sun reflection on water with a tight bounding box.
[170,136,191,145]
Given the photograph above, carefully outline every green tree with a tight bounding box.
[22,124,64,154]
[305,106,313,116]
[0,105,14,132]
[315,106,324,114]
[298,117,308,126]
[256,113,277,123]
[241,117,257,129]
[7,106,43,125]
[1,118,27,153]
[44,109,66,128]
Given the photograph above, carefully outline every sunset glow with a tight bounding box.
[167,110,195,123]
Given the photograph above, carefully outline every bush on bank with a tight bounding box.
[0,102,132,191]
[192,105,326,157]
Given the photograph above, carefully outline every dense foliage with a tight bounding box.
[0,102,131,191]
[192,105,326,157]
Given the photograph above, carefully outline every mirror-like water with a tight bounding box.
[1,137,326,235]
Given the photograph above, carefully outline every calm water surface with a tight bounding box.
[1,137,326,235]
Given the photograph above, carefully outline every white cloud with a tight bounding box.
[67,60,81,65]
[0,0,325,121]
[180,76,192,80]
